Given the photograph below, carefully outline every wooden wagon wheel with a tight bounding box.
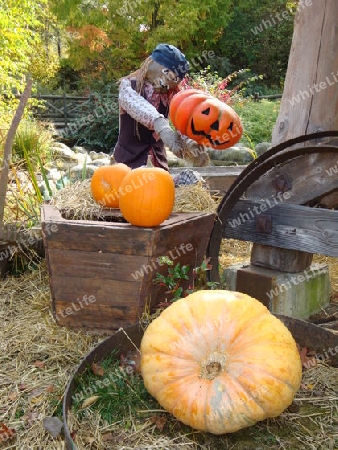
[206,130,338,283]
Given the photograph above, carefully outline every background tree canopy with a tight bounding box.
[0,0,299,99]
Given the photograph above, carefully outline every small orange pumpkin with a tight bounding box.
[140,290,302,435]
[169,89,243,150]
[90,163,131,208]
[118,167,175,227]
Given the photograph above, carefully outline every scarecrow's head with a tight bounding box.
[146,44,190,93]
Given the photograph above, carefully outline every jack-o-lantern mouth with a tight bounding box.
[191,117,232,146]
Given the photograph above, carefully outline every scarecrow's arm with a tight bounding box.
[119,78,209,166]
[119,78,162,129]
[119,78,183,155]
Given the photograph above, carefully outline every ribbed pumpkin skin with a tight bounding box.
[90,163,131,208]
[169,88,243,150]
[118,167,175,227]
[169,89,208,127]
[140,290,302,435]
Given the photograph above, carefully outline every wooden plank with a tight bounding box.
[152,212,216,256]
[41,205,215,256]
[170,166,244,193]
[42,221,152,254]
[170,166,246,176]
[224,199,338,256]
[246,152,338,204]
[250,244,313,272]
[50,276,142,306]
[47,249,150,282]
[319,190,338,208]
[53,300,138,331]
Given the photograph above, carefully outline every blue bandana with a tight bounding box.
[151,44,190,79]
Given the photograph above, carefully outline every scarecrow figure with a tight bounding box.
[113,43,210,173]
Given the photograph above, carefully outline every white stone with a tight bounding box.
[90,158,110,167]
[72,146,88,154]
[46,168,62,181]
[50,144,78,162]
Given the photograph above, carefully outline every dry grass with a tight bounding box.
[173,183,218,213]
[0,265,103,449]
[50,179,218,220]
[0,257,337,449]
[51,180,105,220]
[1,181,337,449]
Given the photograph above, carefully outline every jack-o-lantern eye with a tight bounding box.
[210,120,219,131]
[169,88,243,150]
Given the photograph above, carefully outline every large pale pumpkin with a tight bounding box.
[118,167,175,227]
[90,163,131,208]
[140,290,302,435]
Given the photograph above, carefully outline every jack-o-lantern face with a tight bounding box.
[169,89,243,150]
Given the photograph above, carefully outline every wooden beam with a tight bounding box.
[224,200,338,256]
[246,151,338,205]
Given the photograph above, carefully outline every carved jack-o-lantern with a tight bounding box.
[169,89,243,150]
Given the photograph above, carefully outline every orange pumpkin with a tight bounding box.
[169,89,243,150]
[140,290,302,435]
[118,167,175,227]
[90,163,131,208]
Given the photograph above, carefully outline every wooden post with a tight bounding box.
[63,92,67,127]
[0,79,33,241]
[272,0,338,142]
[251,0,338,272]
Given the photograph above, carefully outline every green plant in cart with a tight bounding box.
[153,256,220,305]
[154,256,190,302]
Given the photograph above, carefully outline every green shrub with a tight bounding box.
[62,92,120,152]
[234,99,280,149]
[12,119,54,169]
[181,67,280,149]
[181,67,262,106]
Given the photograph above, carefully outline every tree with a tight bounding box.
[49,0,233,89]
[0,0,59,113]
[216,0,298,89]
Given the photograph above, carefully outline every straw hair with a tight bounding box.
[126,56,153,94]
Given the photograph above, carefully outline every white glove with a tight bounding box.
[153,117,184,157]
[180,137,210,167]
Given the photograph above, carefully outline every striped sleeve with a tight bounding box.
[118,78,163,129]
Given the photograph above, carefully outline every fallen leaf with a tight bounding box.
[91,362,104,377]
[70,430,77,440]
[46,385,55,393]
[43,416,63,438]
[34,360,45,369]
[81,395,100,409]
[150,414,167,431]
[102,432,115,442]
[120,351,141,374]
[297,345,317,369]
[24,411,41,426]
[8,392,18,401]
[18,383,29,391]
[0,423,16,442]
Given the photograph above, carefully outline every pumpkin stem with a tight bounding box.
[199,351,227,380]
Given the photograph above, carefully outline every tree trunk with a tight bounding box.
[272,0,338,144]
[0,79,33,241]
[252,0,338,272]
